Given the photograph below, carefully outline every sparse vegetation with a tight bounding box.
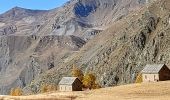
[10,87,23,96]
[71,64,84,81]
[30,80,38,94]
[92,82,102,89]
[40,84,57,93]
[47,84,57,92]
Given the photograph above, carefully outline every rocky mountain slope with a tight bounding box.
[68,0,170,86]
[0,0,163,94]
[0,0,144,37]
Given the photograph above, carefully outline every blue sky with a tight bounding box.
[0,0,69,14]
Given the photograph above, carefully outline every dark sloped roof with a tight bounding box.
[141,64,165,74]
[59,77,78,85]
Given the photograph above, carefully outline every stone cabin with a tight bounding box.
[58,77,82,91]
[141,64,170,82]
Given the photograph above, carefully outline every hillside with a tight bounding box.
[34,0,170,89]
[1,81,170,100]
[0,0,149,95]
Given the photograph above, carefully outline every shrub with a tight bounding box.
[47,84,57,92]
[92,82,101,89]
[40,84,57,93]
[40,84,48,93]
[10,87,22,96]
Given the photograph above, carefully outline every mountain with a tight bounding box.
[0,7,47,21]
[0,0,162,95]
[0,0,144,37]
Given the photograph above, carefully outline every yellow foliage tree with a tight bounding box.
[71,64,84,81]
[82,73,98,89]
[10,87,22,96]
[135,73,143,83]
[71,65,101,90]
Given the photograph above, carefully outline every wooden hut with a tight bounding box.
[59,77,82,91]
[141,64,170,82]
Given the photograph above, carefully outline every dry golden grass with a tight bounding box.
[1,81,170,100]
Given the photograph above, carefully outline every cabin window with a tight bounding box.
[61,87,62,90]
[145,75,147,79]
[154,75,156,79]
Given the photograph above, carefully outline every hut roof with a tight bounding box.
[141,64,165,74]
[59,77,78,85]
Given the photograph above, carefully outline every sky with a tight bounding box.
[0,0,69,14]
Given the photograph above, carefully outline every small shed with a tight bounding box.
[141,64,170,82]
[59,77,82,91]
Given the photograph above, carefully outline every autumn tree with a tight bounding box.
[71,64,84,81]
[10,87,22,96]
[71,64,101,90]
[135,73,143,83]
[82,73,100,89]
